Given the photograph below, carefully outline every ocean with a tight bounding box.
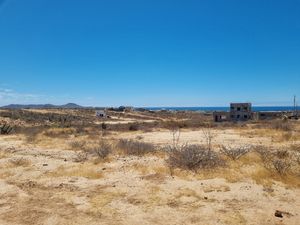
[145,106,297,112]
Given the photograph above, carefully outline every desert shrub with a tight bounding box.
[74,151,88,163]
[290,144,300,152]
[167,144,224,171]
[136,135,143,140]
[202,126,214,151]
[0,122,13,135]
[0,109,96,127]
[296,153,300,165]
[94,142,112,159]
[9,158,31,167]
[252,122,267,129]
[69,140,86,150]
[129,123,139,131]
[272,159,291,175]
[163,120,188,129]
[44,127,76,138]
[16,126,44,143]
[280,131,293,142]
[107,121,156,133]
[75,125,86,134]
[117,139,156,155]
[275,149,289,159]
[256,147,293,175]
[270,120,292,131]
[221,145,251,160]
[101,122,107,130]
[255,146,271,162]
[170,127,181,147]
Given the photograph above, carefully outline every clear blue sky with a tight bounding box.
[0,0,299,107]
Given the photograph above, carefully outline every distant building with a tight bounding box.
[96,110,107,118]
[229,103,252,121]
[123,106,134,112]
[253,111,284,120]
[213,111,229,122]
[213,102,290,122]
[106,106,134,112]
[214,103,252,122]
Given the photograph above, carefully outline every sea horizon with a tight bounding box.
[145,106,298,112]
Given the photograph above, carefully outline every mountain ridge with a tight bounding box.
[0,103,84,109]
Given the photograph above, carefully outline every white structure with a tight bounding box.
[96,110,107,118]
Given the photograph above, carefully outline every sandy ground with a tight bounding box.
[119,128,273,147]
[0,127,299,225]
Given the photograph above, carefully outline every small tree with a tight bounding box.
[202,124,214,151]
[171,127,181,148]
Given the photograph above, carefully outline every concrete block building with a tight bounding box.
[213,111,229,122]
[213,103,252,122]
[229,103,252,121]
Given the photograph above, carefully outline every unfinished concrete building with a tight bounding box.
[213,102,295,122]
[230,103,252,121]
[253,111,283,120]
[213,111,229,122]
[213,103,252,122]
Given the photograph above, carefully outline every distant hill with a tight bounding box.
[0,103,84,109]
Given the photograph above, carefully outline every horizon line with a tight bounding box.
[0,103,297,108]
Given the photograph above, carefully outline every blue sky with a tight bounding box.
[0,0,299,107]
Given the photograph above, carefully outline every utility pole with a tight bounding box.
[296,96,299,117]
[294,95,298,117]
[294,95,296,115]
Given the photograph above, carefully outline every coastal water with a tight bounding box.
[146,106,296,112]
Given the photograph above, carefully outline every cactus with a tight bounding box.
[0,123,13,135]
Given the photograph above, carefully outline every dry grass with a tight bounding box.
[222,211,247,225]
[73,151,88,163]
[0,151,10,159]
[240,129,280,142]
[270,120,293,131]
[89,191,126,214]
[290,144,300,152]
[203,184,231,193]
[152,165,169,175]
[0,170,14,179]
[223,150,300,187]
[125,185,163,208]
[250,166,300,188]
[49,163,104,179]
[117,139,156,156]
[44,127,77,138]
[238,122,300,143]
[230,151,300,187]
[130,162,150,175]
[22,127,42,143]
[68,139,87,150]
[255,147,300,175]
[174,188,202,201]
[169,150,300,188]
[8,157,31,167]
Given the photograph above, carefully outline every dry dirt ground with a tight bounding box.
[0,111,300,225]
